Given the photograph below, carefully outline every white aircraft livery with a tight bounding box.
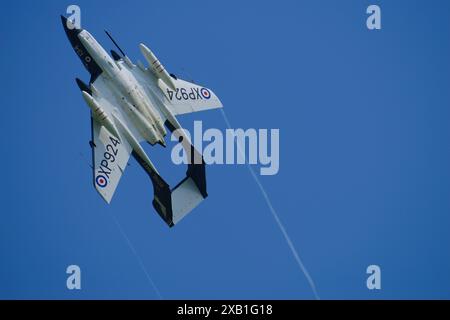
[61,15,223,227]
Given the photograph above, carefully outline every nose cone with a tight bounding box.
[60,15,82,37]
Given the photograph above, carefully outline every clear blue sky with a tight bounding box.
[1,0,450,299]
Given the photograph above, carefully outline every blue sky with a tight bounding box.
[1,0,450,299]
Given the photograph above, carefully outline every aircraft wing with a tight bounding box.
[91,119,132,203]
[89,75,136,203]
[158,78,223,116]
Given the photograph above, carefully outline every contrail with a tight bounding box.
[220,109,320,300]
[110,214,163,299]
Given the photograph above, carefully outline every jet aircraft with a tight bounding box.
[61,16,223,227]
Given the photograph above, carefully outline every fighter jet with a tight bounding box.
[61,16,223,227]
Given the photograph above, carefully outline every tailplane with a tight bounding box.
[132,147,207,227]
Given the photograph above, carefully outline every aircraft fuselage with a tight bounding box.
[77,29,167,146]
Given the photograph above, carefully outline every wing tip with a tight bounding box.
[95,186,113,204]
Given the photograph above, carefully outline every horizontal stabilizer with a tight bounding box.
[132,146,207,227]
[171,177,204,224]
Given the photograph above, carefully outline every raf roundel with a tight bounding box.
[96,175,108,188]
[200,88,211,99]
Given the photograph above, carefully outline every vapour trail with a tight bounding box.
[220,109,320,300]
[111,214,163,299]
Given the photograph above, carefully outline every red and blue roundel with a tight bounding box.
[200,88,211,99]
[96,175,108,188]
